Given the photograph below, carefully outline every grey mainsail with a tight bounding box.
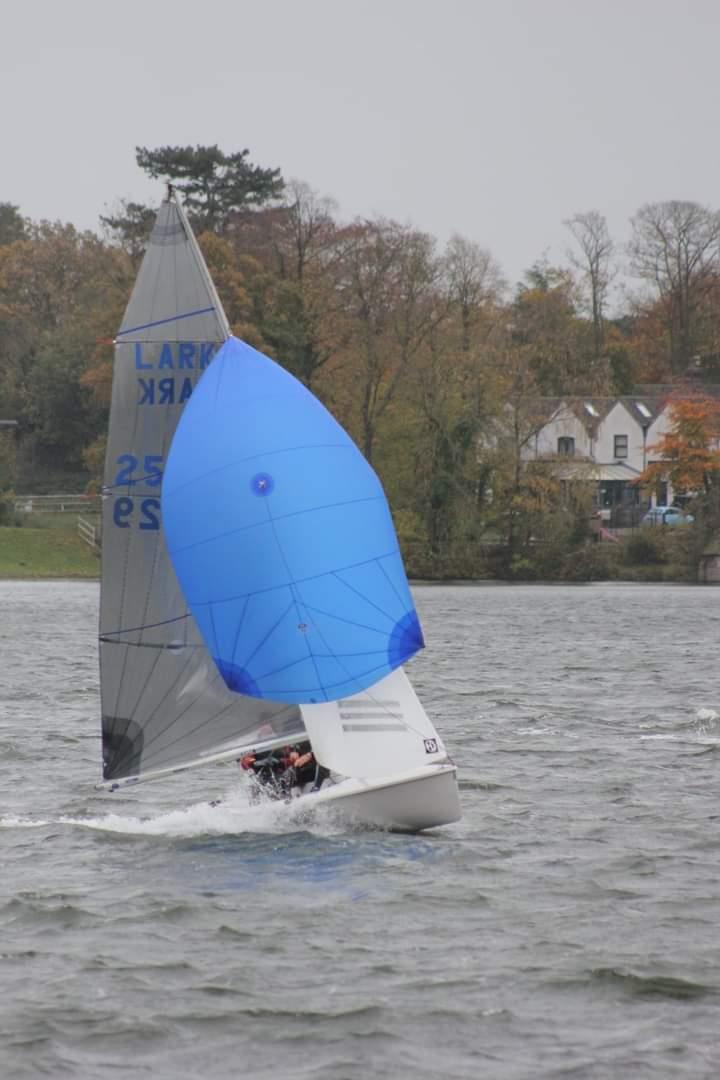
[100,192,302,786]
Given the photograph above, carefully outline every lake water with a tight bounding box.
[1,580,719,1079]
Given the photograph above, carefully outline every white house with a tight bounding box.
[523,395,672,523]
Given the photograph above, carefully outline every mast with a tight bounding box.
[167,185,231,342]
[98,192,301,789]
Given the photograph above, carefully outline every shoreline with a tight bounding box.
[0,575,708,586]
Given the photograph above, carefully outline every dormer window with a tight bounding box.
[558,436,575,456]
[614,434,628,459]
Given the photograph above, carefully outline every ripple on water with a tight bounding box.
[1,581,720,1080]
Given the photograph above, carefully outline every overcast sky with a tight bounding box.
[4,0,720,289]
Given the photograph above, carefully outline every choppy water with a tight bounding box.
[1,581,719,1079]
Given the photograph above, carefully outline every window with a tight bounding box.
[557,436,575,456]
[614,434,628,459]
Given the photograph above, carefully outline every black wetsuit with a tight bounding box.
[253,743,329,797]
[249,749,292,796]
[288,754,330,792]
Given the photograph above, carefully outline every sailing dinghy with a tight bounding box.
[99,189,460,831]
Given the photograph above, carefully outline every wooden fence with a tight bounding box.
[14,493,101,514]
[77,515,102,551]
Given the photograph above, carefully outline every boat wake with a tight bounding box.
[690,707,720,744]
[0,787,348,839]
[639,707,720,746]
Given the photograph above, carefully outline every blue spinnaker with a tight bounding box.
[161,336,423,704]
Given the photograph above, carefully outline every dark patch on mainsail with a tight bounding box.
[102,716,145,780]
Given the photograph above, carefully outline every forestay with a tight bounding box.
[161,336,424,705]
[99,194,303,786]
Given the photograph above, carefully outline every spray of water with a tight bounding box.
[0,785,349,839]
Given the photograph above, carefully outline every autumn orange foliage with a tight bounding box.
[640,395,720,495]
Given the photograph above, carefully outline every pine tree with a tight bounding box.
[135,144,284,233]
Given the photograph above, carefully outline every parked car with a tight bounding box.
[641,505,694,526]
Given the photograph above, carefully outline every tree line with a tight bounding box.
[2,144,720,578]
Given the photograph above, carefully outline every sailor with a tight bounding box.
[239,742,329,796]
[238,747,288,793]
[282,742,330,793]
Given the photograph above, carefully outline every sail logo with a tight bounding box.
[135,342,219,406]
[134,342,217,370]
[137,377,194,406]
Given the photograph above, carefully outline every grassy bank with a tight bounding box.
[0,514,701,583]
[0,526,100,579]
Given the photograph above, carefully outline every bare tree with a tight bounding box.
[404,237,506,554]
[482,332,555,566]
[266,181,349,387]
[565,210,614,360]
[411,305,505,559]
[273,179,338,282]
[232,181,348,388]
[338,219,445,463]
[629,200,720,373]
[442,235,505,353]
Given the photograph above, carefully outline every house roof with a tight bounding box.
[617,396,663,425]
[540,396,664,435]
[552,461,641,482]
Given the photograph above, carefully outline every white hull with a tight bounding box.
[289,763,461,832]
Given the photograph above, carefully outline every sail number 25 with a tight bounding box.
[112,454,163,530]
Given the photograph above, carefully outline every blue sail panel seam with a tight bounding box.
[117,306,216,337]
